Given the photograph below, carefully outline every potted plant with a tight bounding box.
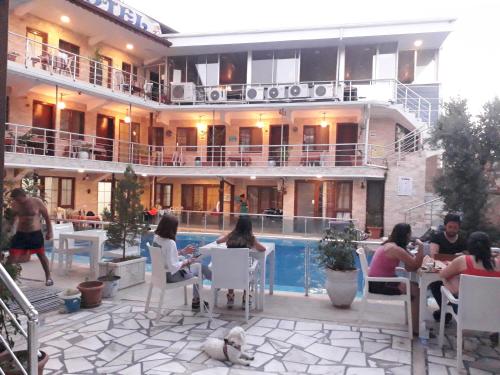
[77,279,104,308]
[7,52,19,62]
[366,212,383,239]
[77,142,92,159]
[316,224,359,308]
[0,258,50,374]
[97,268,121,298]
[58,288,81,313]
[99,166,147,289]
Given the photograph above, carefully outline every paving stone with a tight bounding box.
[343,351,367,366]
[64,347,97,359]
[362,332,391,340]
[255,318,280,328]
[308,365,345,374]
[469,368,494,375]
[427,363,448,375]
[428,355,459,367]
[381,329,409,338]
[370,348,411,365]
[108,328,134,338]
[286,333,317,348]
[249,352,274,368]
[245,335,266,346]
[282,348,319,364]
[192,367,229,375]
[98,332,115,341]
[283,361,308,372]
[295,321,322,331]
[151,331,186,342]
[75,336,104,351]
[330,338,362,348]
[176,348,201,361]
[142,339,173,347]
[263,359,285,372]
[78,320,110,333]
[305,343,347,362]
[246,326,273,336]
[115,332,148,346]
[142,359,171,371]
[388,365,412,375]
[266,328,294,341]
[471,357,500,373]
[98,342,128,362]
[269,339,292,353]
[141,353,172,362]
[45,357,64,370]
[329,331,361,339]
[150,361,187,373]
[107,351,133,367]
[278,320,295,330]
[346,368,385,375]
[359,327,380,333]
[171,324,197,333]
[48,339,72,349]
[323,323,351,331]
[65,358,94,373]
[166,341,187,353]
[257,342,278,355]
[391,336,411,351]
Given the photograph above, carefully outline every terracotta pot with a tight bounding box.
[77,281,104,308]
[0,350,49,375]
[367,226,383,239]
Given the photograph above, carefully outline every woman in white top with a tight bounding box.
[154,214,212,311]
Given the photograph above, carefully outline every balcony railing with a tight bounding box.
[7,31,165,104]
[5,123,387,168]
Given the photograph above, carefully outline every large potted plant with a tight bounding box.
[99,166,147,289]
[366,212,383,239]
[316,225,359,308]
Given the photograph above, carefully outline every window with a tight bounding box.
[219,52,247,84]
[398,50,415,84]
[300,47,338,82]
[187,54,219,86]
[247,186,281,214]
[251,50,273,84]
[150,127,164,146]
[325,181,353,218]
[176,127,197,151]
[239,127,263,153]
[59,178,74,208]
[122,62,138,84]
[40,177,58,215]
[58,39,80,77]
[415,49,437,83]
[344,45,376,81]
[303,126,329,151]
[39,177,75,211]
[98,181,112,216]
[60,109,84,139]
[168,56,187,83]
[395,123,419,152]
[251,49,299,84]
[181,184,219,211]
[155,183,173,208]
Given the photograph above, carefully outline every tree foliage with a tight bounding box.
[429,98,500,233]
[104,166,145,260]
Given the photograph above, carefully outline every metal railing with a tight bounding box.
[5,123,386,168]
[404,197,444,232]
[0,264,39,375]
[395,81,432,125]
[7,32,165,104]
[383,125,428,164]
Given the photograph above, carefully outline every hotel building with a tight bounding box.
[4,0,454,236]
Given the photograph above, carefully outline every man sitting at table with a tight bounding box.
[429,213,467,323]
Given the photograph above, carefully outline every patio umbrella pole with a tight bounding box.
[0,0,10,229]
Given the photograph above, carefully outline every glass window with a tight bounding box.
[303,126,329,151]
[41,177,58,215]
[336,182,352,211]
[187,55,219,87]
[219,52,247,84]
[58,39,80,77]
[239,127,263,153]
[251,50,273,84]
[59,178,73,208]
[60,109,84,139]
[97,181,112,216]
[169,56,187,83]
[151,127,164,146]
[176,127,197,151]
[300,47,337,82]
[155,183,173,208]
[415,49,437,83]
[345,45,376,81]
[274,49,298,84]
[247,186,280,214]
[398,50,415,83]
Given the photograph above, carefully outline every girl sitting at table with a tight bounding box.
[368,223,424,336]
[154,214,212,311]
[216,215,265,308]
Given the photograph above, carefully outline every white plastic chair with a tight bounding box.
[438,275,500,368]
[50,223,92,272]
[145,245,203,322]
[357,248,413,339]
[208,248,257,322]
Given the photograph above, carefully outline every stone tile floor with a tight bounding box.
[40,303,416,375]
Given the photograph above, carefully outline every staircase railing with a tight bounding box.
[404,197,444,230]
[383,125,429,165]
[395,81,432,126]
[0,263,39,375]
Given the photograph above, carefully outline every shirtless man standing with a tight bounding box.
[7,188,53,286]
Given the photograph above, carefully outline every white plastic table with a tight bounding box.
[59,229,107,279]
[415,266,443,339]
[199,241,275,311]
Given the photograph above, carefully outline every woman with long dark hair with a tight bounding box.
[154,214,212,311]
[216,215,265,308]
[368,223,424,335]
[440,231,500,295]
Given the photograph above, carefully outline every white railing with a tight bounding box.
[404,197,444,229]
[0,264,40,375]
[7,32,165,104]
[5,123,386,168]
[395,81,432,125]
[383,125,428,164]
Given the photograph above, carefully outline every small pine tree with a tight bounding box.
[104,166,145,260]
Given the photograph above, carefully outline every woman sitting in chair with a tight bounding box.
[154,214,212,311]
[368,223,424,335]
[216,215,265,309]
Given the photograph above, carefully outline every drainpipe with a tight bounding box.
[0,0,9,230]
[363,104,371,165]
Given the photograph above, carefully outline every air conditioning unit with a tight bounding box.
[171,82,196,102]
[288,83,310,99]
[245,86,265,101]
[208,88,226,102]
[267,85,287,100]
[312,83,337,99]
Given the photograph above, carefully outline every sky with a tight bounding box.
[125,0,500,116]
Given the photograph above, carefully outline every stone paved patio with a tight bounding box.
[40,303,415,375]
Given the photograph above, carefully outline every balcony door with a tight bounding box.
[335,123,358,166]
[119,120,140,162]
[269,124,289,166]
[90,55,112,88]
[32,100,54,155]
[26,28,48,60]
[207,125,226,166]
[96,114,115,161]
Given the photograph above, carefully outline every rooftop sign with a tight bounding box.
[82,0,163,35]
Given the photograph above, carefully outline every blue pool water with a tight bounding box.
[51,232,371,294]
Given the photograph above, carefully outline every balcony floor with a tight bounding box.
[16,259,500,374]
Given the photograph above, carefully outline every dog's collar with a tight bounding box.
[223,338,241,361]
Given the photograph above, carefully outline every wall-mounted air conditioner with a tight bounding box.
[171,82,196,102]
[288,83,310,99]
[246,86,265,101]
[267,85,287,100]
[208,88,226,102]
[312,83,338,99]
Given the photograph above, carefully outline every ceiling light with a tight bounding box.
[414,39,423,47]
[256,114,264,129]
[126,43,134,50]
[60,15,70,23]
[78,169,85,173]
[320,112,328,128]
[124,115,131,123]
[57,93,66,110]
[196,115,206,132]
[124,104,131,123]
[316,175,323,179]
[142,173,148,177]
[250,176,256,180]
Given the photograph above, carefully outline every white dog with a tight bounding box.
[202,326,254,365]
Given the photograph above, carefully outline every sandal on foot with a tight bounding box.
[45,279,54,286]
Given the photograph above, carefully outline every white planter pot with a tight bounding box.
[324,268,358,308]
[78,151,89,159]
[98,257,146,290]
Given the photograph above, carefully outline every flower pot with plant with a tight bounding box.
[100,165,147,289]
[97,268,121,298]
[77,280,104,308]
[316,224,359,308]
[58,288,81,313]
[366,212,383,239]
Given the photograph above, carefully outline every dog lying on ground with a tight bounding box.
[202,326,255,365]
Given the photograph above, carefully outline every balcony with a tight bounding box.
[4,123,390,178]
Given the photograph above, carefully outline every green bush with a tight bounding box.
[316,225,358,271]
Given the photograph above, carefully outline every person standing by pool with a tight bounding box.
[154,214,212,311]
[238,194,249,214]
[7,188,54,286]
[216,215,265,308]
[368,223,424,336]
